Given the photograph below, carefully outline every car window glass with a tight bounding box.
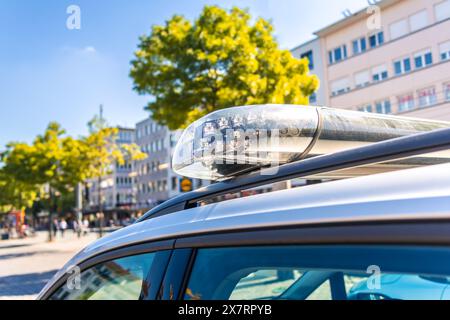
[50,252,156,300]
[184,245,450,300]
[306,280,332,300]
[229,269,302,300]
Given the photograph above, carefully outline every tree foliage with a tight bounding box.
[83,117,147,180]
[0,120,147,212]
[130,5,319,130]
[0,169,38,212]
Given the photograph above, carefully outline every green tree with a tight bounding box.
[82,117,147,236]
[0,169,38,213]
[1,121,146,239]
[131,5,319,130]
[1,123,88,240]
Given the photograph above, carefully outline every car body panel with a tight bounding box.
[38,162,450,299]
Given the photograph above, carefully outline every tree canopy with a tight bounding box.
[130,5,319,130]
[0,120,146,213]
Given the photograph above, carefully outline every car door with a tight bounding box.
[160,221,450,300]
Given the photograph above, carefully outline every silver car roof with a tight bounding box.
[39,162,450,297]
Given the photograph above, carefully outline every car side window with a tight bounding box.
[184,245,450,300]
[50,252,159,300]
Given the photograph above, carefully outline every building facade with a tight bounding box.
[134,117,206,210]
[291,38,326,105]
[85,127,136,212]
[293,0,450,120]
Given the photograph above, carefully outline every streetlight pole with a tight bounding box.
[48,187,54,242]
[98,176,103,238]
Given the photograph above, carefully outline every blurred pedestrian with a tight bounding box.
[73,220,81,238]
[59,219,67,238]
[82,218,89,236]
[52,218,59,238]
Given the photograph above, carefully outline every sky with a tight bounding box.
[0,0,368,148]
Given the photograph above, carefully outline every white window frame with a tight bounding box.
[330,77,351,96]
[435,0,450,22]
[417,87,437,107]
[357,105,373,113]
[354,70,371,88]
[397,92,415,112]
[444,82,450,101]
[414,49,433,69]
[375,99,392,114]
[328,44,348,64]
[409,10,428,33]
[352,37,367,55]
[389,19,409,40]
[372,64,388,82]
[439,41,450,61]
[394,56,412,75]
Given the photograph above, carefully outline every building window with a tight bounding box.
[418,87,437,107]
[330,77,350,96]
[414,50,433,69]
[397,93,415,112]
[300,50,314,70]
[170,134,178,147]
[358,105,373,113]
[372,65,388,82]
[444,83,450,101]
[171,177,177,191]
[368,32,384,48]
[440,41,450,61]
[375,100,392,114]
[354,70,371,88]
[309,92,317,104]
[390,19,409,40]
[409,10,428,32]
[394,58,411,75]
[352,37,367,55]
[328,45,347,64]
[435,0,450,22]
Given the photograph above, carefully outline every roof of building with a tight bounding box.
[290,37,319,52]
[116,126,135,132]
[314,0,401,37]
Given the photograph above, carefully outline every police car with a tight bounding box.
[38,105,450,300]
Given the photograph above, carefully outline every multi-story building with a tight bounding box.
[293,0,450,120]
[134,117,206,210]
[85,127,136,212]
[291,38,326,105]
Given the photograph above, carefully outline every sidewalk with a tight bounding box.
[0,231,98,300]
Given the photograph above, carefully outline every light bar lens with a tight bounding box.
[173,105,319,180]
[172,105,450,181]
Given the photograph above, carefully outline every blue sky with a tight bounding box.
[0,0,368,148]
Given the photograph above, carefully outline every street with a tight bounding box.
[0,231,97,300]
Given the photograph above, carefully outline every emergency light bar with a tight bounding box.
[172,105,450,181]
